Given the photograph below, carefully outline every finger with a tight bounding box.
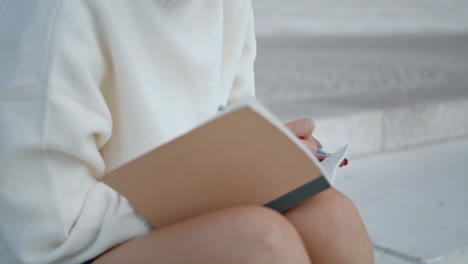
[285,118,315,139]
[312,137,323,149]
[300,139,319,155]
[301,139,327,161]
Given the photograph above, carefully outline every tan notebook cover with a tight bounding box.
[102,101,329,227]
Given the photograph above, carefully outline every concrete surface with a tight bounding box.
[256,35,468,102]
[253,0,468,35]
[439,247,468,264]
[256,34,468,157]
[334,138,468,263]
[265,97,468,158]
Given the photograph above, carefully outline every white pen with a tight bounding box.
[218,105,227,112]
[316,148,331,157]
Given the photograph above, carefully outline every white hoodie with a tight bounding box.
[0,1,256,263]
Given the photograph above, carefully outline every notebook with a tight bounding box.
[102,100,348,227]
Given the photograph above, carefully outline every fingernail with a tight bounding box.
[339,158,349,167]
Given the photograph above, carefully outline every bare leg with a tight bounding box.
[93,206,311,264]
[285,188,374,264]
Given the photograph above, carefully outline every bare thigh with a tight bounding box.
[93,206,311,264]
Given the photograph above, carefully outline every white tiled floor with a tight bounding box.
[334,138,468,263]
[439,247,468,264]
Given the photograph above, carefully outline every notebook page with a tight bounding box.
[320,144,350,183]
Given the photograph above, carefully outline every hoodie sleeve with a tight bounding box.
[0,84,152,264]
[0,1,151,264]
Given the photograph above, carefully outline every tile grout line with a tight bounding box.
[374,243,432,264]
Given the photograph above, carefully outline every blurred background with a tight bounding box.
[252,1,468,263]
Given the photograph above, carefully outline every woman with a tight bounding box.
[0,0,374,263]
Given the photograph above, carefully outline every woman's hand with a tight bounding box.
[285,118,326,161]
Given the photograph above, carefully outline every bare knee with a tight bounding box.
[224,206,302,249]
[287,188,364,231]
[286,188,374,262]
[93,206,311,264]
[221,206,309,261]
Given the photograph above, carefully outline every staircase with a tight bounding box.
[253,0,468,157]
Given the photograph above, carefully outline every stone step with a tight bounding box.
[255,34,468,102]
[253,0,468,35]
[263,93,468,158]
[255,34,468,157]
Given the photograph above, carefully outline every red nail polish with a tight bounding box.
[339,158,349,167]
